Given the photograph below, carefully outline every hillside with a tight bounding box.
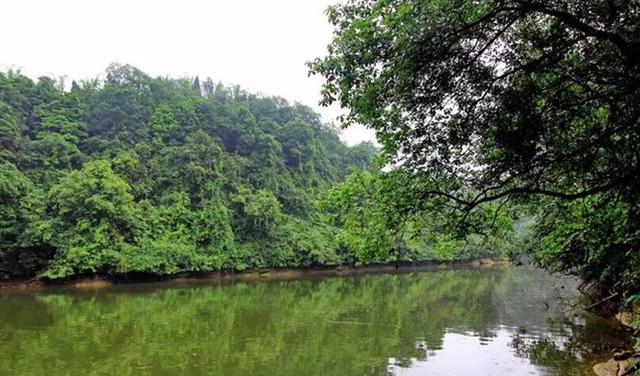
[0,64,376,279]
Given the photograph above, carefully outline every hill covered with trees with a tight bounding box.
[0,64,376,279]
[0,64,516,280]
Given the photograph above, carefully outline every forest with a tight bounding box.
[0,64,518,280]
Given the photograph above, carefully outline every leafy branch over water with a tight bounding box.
[310,0,640,324]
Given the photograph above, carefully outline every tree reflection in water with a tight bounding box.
[0,265,630,376]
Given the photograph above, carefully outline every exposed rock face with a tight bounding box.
[74,278,112,289]
[594,356,639,376]
[615,310,635,327]
[617,360,630,376]
[477,258,511,265]
[593,360,618,376]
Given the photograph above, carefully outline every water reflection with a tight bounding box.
[0,265,630,375]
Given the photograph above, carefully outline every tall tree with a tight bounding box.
[311,0,640,294]
[0,102,20,162]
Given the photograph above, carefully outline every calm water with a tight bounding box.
[0,265,630,375]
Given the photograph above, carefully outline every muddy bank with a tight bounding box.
[0,257,512,291]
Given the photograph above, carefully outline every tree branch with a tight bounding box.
[516,1,638,64]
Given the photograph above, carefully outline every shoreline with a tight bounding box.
[0,257,511,292]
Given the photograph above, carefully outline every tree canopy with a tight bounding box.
[310,0,640,297]
[0,64,515,279]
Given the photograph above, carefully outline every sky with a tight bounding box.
[0,0,376,146]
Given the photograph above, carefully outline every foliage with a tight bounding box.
[322,168,522,265]
[0,66,354,278]
[42,160,138,278]
[0,65,382,279]
[311,0,640,298]
[0,64,521,279]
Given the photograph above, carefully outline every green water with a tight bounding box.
[0,265,630,375]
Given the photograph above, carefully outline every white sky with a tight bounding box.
[0,0,376,146]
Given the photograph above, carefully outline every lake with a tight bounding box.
[0,265,630,375]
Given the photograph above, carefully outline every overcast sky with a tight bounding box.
[1,0,376,145]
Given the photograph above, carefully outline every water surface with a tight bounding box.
[0,265,629,375]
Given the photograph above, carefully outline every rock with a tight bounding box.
[74,278,111,289]
[617,360,630,376]
[477,258,511,266]
[613,350,634,361]
[335,265,345,272]
[594,360,619,376]
[615,310,635,327]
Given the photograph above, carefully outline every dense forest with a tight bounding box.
[0,64,517,280]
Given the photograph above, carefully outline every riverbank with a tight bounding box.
[593,305,640,376]
[0,257,511,291]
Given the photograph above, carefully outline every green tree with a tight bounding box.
[322,169,395,263]
[0,102,21,162]
[0,66,381,279]
[43,160,138,278]
[311,0,640,296]
[233,187,283,240]
[0,163,31,274]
